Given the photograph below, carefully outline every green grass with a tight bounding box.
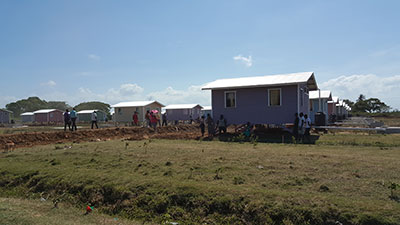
[1,135,400,224]
[316,133,400,147]
[0,197,146,225]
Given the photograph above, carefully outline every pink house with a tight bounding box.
[33,109,64,123]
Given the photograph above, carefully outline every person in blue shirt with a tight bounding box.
[70,108,77,131]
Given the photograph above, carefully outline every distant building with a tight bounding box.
[202,72,318,125]
[163,104,203,122]
[309,90,332,124]
[0,109,12,124]
[112,101,165,123]
[77,110,107,122]
[201,106,212,118]
[328,96,339,121]
[33,109,63,123]
[21,112,35,123]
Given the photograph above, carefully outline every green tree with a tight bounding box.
[6,97,70,117]
[352,94,391,113]
[74,101,111,115]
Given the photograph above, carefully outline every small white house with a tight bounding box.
[163,104,203,121]
[112,101,165,123]
[309,90,332,124]
[21,112,35,123]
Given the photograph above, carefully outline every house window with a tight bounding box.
[118,108,122,115]
[268,88,281,106]
[225,91,236,108]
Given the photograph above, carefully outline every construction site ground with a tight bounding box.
[0,125,201,150]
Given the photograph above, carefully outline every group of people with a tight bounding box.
[63,109,99,131]
[199,114,227,137]
[293,112,312,143]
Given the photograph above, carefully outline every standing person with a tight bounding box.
[156,112,161,127]
[206,114,215,137]
[293,113,299,142]
[91,110,98,129]
[304,114,312,143]
[145,110,150,127]
[162,113,167,126]
[70,108,77,131]
[150,112,158,131]
[216,114,227,134]
[199,116,205,136]
[298,112,305,142]
[133,111,139,126]
[64,109,71,131]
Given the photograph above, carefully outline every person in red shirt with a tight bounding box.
[132,112,138,126]
[150,112,158,131]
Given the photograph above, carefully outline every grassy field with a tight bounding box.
[0,197,145,225]
[1,135,400,224]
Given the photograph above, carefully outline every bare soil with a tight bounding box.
[0,125,200,149]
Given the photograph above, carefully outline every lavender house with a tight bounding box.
[0,109,12,124]
[202,72,318,125]
[164,104,203,122]
[309,90,332,124]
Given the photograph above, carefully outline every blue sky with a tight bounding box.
[1,0,400,109]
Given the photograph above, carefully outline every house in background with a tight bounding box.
[21,112,35,123]
[77,110,107,122]
[112,101,165,124]
[0,109,12,124]
[33,109,63,123]
[309,90,332,125]
[164,104,203,122]
[328,96,339,122]
[201,106,212,118]
[202,72,318,125]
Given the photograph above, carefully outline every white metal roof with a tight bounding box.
[201,72,317,90]
[20,112,34,116]
[33,109,60,114]
[111,100,165,108]
[164,104,203,110]
[328,96,339,104]
[77,110,103,114]
[309,90,332,100]
[201,106,212,111]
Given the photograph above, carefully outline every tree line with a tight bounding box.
[343,94,391,113]
[6,97,111,117]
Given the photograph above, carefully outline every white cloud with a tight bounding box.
[233,54,252,67]
[0,96,18,108]
[319,74,400,109]
[147,85,211,106]
[41,80,57,87]
[88,54,101,61]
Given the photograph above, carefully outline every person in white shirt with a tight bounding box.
[91,111,98,129]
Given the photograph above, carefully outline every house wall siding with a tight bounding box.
[0,110,10,123]
[166,106,202,121]
[211,85,300,125]
[21,115,34,123]
[114,103,163,123]
[77,111,106,122]
[34,111,63,123]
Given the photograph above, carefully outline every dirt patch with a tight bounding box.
[0,125,200,149]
